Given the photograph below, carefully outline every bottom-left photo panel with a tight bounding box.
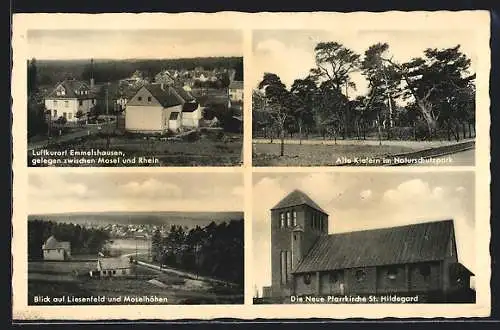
[26,171,244,305]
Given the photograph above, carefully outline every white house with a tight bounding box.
[44,79,97,122]
[228,81,244,102]
[89,258,133,278]
[125,83,201,133]
[42,236,71,261]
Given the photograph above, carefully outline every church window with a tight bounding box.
[419,265,431,279]
[387,267,398,280]
[355,269,366,282]
[286,212,291,227]
[280,251,288,284]
[330,271,340,283]
[303,273,312,285]
[280,213,285,228]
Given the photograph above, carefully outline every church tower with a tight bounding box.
[269,190,329,297]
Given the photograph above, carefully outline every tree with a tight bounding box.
[28,58,38,96]
[383,45,474,138]
[290,77,316,144]
[360,43,402,143]
[258,73,293,156]
[151,228,163,262]
[313,80,348,143]
[310,42,361,137]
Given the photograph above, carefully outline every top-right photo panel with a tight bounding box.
[251,29,478,167]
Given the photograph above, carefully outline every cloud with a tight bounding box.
[382,179,431,203]
[360,189,372,200]
[120,179,181,198]
[28,175,91,199]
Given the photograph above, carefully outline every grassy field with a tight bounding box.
[28,261,243,305]
[29,134,243,167]
[253,143,415,166]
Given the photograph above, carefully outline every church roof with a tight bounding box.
[271,190,328,214]
[293,219,458,274]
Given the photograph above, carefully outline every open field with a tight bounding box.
[253,138,475,166]
[29,134,243,167]
[28,261,243,305]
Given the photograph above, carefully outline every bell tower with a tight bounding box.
[269,189,329,297]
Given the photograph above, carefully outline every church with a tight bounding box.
[260,190,475,303]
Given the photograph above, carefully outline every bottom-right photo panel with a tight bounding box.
[252,171,475,305]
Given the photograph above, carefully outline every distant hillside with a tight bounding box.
[28,211,244,228]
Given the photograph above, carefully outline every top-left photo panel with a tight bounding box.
[27,29,244,167]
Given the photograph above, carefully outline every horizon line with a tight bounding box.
[29,56,244,61]
[28,210,244,215]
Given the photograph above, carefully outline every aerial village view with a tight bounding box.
[27,30,244,167]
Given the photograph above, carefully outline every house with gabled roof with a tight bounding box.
[124,83,202,133]
[44,79,97,122]
[42,235,71,261]
[89,257,133,278]
[228,80,243,102]
[263,190,475,302]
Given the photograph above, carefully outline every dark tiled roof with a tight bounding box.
[174,87,195,102]
[271,190,328,214]
[293,220,456,273]
[144,84,185,108]
[139,84,196,109]
[182,102,199,113]
[46,79,95,99]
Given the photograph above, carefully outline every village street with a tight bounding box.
[28,120,116,152]
[119,252,238,288]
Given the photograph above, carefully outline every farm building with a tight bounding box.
[42,236,71,261]
[125,83,202,133]
[44,78,97,122]
[89,257,133,278]
[263,190,475,302]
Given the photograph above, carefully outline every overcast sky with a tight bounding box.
[251,29,477,97]
[28,172,243,214]
[27,29,243,60]
[252,171,475,296]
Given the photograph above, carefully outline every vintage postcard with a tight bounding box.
[252,29,481,167]
[25,171,244,306]
[25,29,244,167]
[253,171,477,304]
[12,11,490,321]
